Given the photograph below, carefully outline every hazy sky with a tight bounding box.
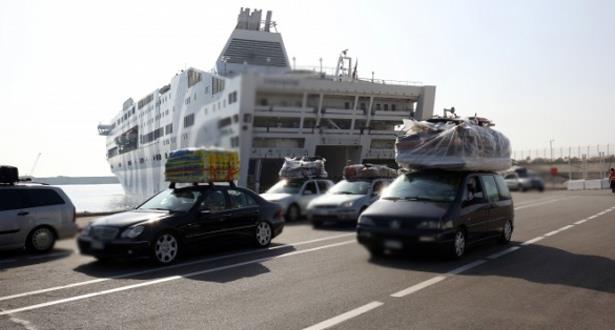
[1,0,614,176]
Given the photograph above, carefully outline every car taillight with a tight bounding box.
[275,208,283,220]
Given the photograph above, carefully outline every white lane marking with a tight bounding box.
[521,236,544,246]
[513,197,565,207]
[559,225,574,232]
[487,246,521,260]
[0,240,355,316]
[390,205,615,299]
[302,301,384,330]
[514,197,573,210]
[574,219,587,225]
[447,259,487,275]
[0,233,354,302]
[390,275,447,298]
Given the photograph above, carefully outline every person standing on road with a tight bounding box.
[610,168,615,193]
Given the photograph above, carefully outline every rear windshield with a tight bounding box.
[328,180,370,195]
[381,172,462,203]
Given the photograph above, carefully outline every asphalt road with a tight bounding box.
[1,190,614,329]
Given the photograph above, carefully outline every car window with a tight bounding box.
[139,189,202,212]
[201,190,226,212]
[303,182,317,195]
[22,189,65,208]
[328,180,370,195]
[504,174,516,179]
[316,181,330,194]
[481,175,500,202]
[372,180,388,196]
[228,189,257,208]
[465,176,485,202]
[0,189,24,211]
[494,175,512,200]
[383,172,461,203]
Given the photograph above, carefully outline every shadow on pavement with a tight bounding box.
[0,248,73,271]
[72,241,297,283]
[369,240,615,294]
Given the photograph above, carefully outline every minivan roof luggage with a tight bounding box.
[0,165,19,184]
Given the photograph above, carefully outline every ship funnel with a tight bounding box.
[216,8,290,76]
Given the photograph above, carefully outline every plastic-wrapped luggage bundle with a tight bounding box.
[0,165,19,184]
[278,156,328,179]
[395,118,511,171]
[165,148,240,183]
[343,164,397,180]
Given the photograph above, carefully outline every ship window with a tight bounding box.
[391,104,396,111]
[110,165,114,169]
[218,117,232,128]
[360,103,366,111]
[233,114,239,123]
[259,98,268,106]
[139,158,144,164]
[184,113,195,128]
[344,102,350,109]
[384,104,389,111]
[115,126,139,154]
[231,136,240,148]
[254,116,300,128]
[228,91,238,104]
[303,118,316,128]
[128,161,132,166]
[165,124,173,135]
[354,120,367,130]
[376,104,381,110]
[187,69,202,88]
[244,114,252,123]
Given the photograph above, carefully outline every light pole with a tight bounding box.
[549,139,555,162]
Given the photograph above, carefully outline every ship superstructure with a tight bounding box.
[98,8,436,197]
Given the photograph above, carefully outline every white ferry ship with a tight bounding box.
[98,8,436,197]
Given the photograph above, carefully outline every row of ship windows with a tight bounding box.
[258,99,407,112]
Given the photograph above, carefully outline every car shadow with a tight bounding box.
[0,248,74,271]
[72,241,295,283]
[368,241,615,295]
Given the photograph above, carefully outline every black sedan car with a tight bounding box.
[357,170,514,258]
[78,184,284,264]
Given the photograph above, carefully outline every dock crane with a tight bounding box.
[29,153,42,177]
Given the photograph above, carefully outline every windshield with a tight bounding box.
[138,189,202,212]
[266,179,303,194]
[382,172,461,203]
[328,180,370,195]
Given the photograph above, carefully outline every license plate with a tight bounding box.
[384,239,403,250]
[91,240,105,250]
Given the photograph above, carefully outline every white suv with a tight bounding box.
[260,178,334,221]
[0,184,78,252]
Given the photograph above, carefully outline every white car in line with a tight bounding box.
[260,178,334,222]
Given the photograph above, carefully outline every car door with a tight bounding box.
[226,189,260,234]
[297,181,318,211]
[459,175,492,242]
[185,189,230,243]
[0,188,26,248]
[480,175,506,237]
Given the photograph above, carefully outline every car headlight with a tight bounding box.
[358,216,374,225]
[416,220,439,229]
[340,201,354,208]
[82,224,92,236]
[121,225,145,239]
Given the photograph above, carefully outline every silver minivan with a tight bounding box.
[0,184,78,252]
[260,178,334,221]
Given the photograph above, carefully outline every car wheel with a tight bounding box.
[95,256,111,263]
[152,232,180,264]
[26,226,56,253]
[312,220,322,228]
[448,229,466,259]
[255,222,272,248]
[368,246,384,258]
[286,204,300,222]
[499,220,513,244]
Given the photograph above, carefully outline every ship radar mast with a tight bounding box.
[334,49,357,81]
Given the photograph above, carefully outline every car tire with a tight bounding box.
[26,226,56,253]
[95,256,111,263]
[286,204,300,222]
[368,246,384,258]
[255,221,273,248]
[152,232,180,265]
[447,228,467,259]
[312,220,322,228]
[499,220,513,244]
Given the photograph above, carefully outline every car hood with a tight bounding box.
[362,199,450,222]
[91,210,171,227]
[310,194,365,207]
[260,193,294,202]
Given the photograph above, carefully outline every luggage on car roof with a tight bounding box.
[165,148,239,183]
[0,165,19,184]
[343,164,397,180]
[278,156,328,179]
[395,117,511,172]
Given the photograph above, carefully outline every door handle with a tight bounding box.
[17,211,29,216]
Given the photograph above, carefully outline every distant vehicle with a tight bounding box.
[260,178,334,222]
[357,170,514,258]
[0,178,77,252]
[307,178,393,227]
[78,184,284,264]
[503,167,544,192]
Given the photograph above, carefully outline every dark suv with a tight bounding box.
[78,184,284,264]
[357,170,514,258]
